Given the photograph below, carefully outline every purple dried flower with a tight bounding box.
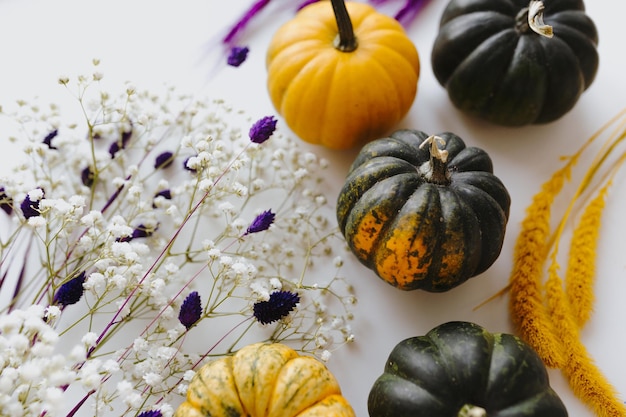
[222,0,270,44]
[0,187,13,215]
[154,151,174,169]
[132,224,154,239]
[81,166,95,187]
[253,290,300,325]
[137,411,162,417]
[183,156,197,174]
[43,129,59,149]
[179,291,202,330]
[117,224,158,242]
[249,116,277,144]
[153,189,172,208]
[394,0,431,27]
[20,188,44,219]
[245,209,275,235]
[223,0,430,50]
[109,124,133,158]
[227,46,250,67]
[54,271,86,307]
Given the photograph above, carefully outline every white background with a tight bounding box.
[1,0,625,416]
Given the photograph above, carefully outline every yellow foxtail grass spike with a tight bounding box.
[508,161,574,368]
[526,108,626,415]
[545,257,626,417]
[564,180,610,328]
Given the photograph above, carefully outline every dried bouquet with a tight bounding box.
[0,60,356,417]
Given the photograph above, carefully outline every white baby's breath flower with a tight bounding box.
[143,372,163,387]
[0,68,356,416]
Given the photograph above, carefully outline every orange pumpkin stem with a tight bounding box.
[419,135,451,185]
[331,0,358,52]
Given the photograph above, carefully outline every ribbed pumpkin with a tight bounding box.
[173,342,356,417]
[266,0,420,150]
[431,0,599,126]
[336,129,510,292]
[368,321,568,417]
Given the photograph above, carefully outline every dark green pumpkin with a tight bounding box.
[431,0,598,126]
[336,130,510,292]
[368,321,568,417]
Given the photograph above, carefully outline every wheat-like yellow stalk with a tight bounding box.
[509,161,574,368]
[564,180,610,327]
[510,108,626,414]
[545,256,626,417]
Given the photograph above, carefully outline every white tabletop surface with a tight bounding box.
[1,0,625,416]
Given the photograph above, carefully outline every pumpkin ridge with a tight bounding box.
[534,35,585,123]
[449,182,508,274]
[547,20,598,88]
[427,188,482,291]
[338,158,419,232]
[375,184,441,290]
[304,51,343,146]
[281,51,339,144]
[446,29,520,119]
[347,173,423,270]
[427,322,495,409]
[268,356,342,417]
[503,35,548,125]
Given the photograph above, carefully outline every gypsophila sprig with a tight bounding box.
[0,61,356,416]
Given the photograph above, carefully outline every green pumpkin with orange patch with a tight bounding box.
[336,130,510,292]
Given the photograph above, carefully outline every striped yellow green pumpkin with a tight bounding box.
[174,343,355,417]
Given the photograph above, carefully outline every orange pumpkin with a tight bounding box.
[266,0,420,150]
[174,342,356,417]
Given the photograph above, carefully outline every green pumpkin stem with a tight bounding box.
[516,0,554,38]
[419,135,451,185]
[331,0,358,52]
[458,404,488,417]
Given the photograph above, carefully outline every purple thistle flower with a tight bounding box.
[152,189,172,208]
[131,224,154,239]
[137,411,162,417]
[249,116,277,144]
[245,209,275,235]
[20,188,44,219]
[154,151,174,169]
[227,46,250,67]
[253,290,300,325]
[183,156,198,174]
[116,224,158,242]
[109,123,133,158]
[179,291,202,330]
[54,271,86,307]
[81,166,95,187]
[43,129,59,149]
[0,187,13,215]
